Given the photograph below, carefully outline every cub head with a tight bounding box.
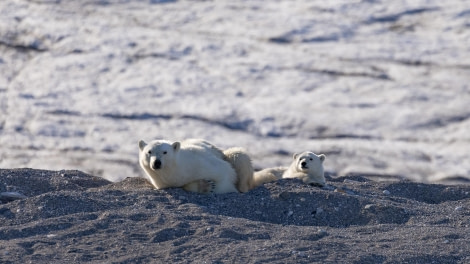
[292,151,326,186]
[138,139,181,171]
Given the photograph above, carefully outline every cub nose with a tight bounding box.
[152,159,162,170]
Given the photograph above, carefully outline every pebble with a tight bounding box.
[291,250,308,257]
[334,187,356,195]
[317,229,328,236]
[454,206,463,211]
[316,207,324,214]
[334,188,346,194]
[287,210,293,217]
[0,192,27,202]
[364,204,374,210]
[343,179,359,184]
[279,191,290,200]
[383,190,390,195]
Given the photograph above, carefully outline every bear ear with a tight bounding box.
[318,154,326,162]
[138,140,147,151]
[172,142,181,152]
[293,153,299,160]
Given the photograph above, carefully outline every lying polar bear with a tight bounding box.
[253,151,326,188]
[138,138,254,194]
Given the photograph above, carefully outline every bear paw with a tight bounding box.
[200,179,216,194]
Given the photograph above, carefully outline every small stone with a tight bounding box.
[444,239,450,244]
[287,210,293,217]
[298,251,306,257]
[279,191,290,200]
[455,206,463,211]
[343,179,359,184]
[364,204,374,210]
[383,190,391,195]
[334,188,346,193]
[0,192,27,202]
[316,207,324,214]
[46,234,57,238]
[317,229,328,236]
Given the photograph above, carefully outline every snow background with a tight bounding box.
[1,0,469,183]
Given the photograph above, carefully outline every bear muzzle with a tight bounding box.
[300,161,308,169]
[151,159,162,170]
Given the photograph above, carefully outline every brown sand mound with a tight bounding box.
[1,169,469,263]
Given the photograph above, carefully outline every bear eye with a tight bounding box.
[163,151,167,155]
[309,158,313,161]
[148,150,152,154]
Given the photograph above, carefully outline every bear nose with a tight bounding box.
[301,161,307,167]
[152,159,162,170]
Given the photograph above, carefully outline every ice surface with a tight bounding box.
[1,0,469,183]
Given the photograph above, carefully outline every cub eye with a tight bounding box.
[163,151,167,155]
[147,150,152,154]
[309,158,313,161]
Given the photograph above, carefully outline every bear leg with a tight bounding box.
[252,167,286,188]
[223,147,254,192]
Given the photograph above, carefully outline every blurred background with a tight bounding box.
[1,0,469,184]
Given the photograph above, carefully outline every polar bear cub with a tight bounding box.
[138,138,253,194]
[253,151,326,188]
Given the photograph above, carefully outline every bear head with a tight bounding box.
[138,139,181,171]
[292,151,326,186]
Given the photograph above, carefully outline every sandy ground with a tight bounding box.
[1,169,469,263]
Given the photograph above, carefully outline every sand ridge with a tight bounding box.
[1,169,469,263]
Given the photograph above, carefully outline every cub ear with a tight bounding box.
[172,142,181,152]
[318,154,326,162]
[138,140,147,151]
[293,153,299,160]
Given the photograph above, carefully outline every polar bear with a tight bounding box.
[138,138,254,194]
[253,151,326,188]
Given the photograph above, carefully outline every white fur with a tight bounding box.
[253,151,326,187]
[223,147,254,192]
[138,138,253,193]
[284,151,326,186]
